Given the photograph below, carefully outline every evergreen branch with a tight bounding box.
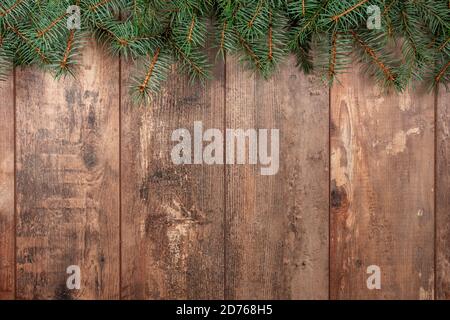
[351,30,395,82]
[328,31,338,80]
[187,16,195,43]
[268,11,273,61]
[238,34,261,68]
[438,37,450,51]
[331,0,369,22]
[248,1,264,28]
[296,43,313,72]
[294,0,329,41]
[428,36,438,49]
[220,21,227,52]
[7,23,49,63]
[435,60,450,83]
[0,0,447,97]
[383,0,398,16]
[172,42,208,78]
[400,10,418,55]
[0,0,24,18]
[37,13,68,38]
[60,30,75,68]
[90,0,113,11]
[139,48,160,92]
[95,23,129,47]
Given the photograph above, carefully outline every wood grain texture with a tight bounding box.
[437,85,450,299]
[330,64,435,299]
[0,74,15,300]
[15,41,120,299]
[121,49,225,299]
[225,56,329,299]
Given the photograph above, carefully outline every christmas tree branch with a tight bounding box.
[0,0,447,100]
[37,13,68,38]
[248,1,264,28]
[351,30,395,82]
[7,23,49,63]
[219,21,227,52]
[139,48,160,92]
[187,16,196,43]
[332,0,369,22]
[0,0,23,18]
[328,31,338,80]
[89,0,113,11]
[268,11,273,61]
[435,60,450,83]
[438,37,449,51]
[238,34,261,69]
[60,30,76,69]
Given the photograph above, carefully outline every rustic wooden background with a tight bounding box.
[0,40,448,300]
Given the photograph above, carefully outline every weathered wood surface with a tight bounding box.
[437,85,450,300]
[0,74,15,300]
[0,48,446,300]
[330,64,435,299]
[15,41,120,299]
[225,56,329,299]
[120,49,225,299]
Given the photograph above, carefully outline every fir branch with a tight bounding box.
[95,23,129,47]
[139,48,160,92]
[7,23,49,63]
[351,30,395,82]
[438,37,450,51]
[331,0,369,22]
[172,42,208,78]
[293,0,329,41]
[383,0,398,16]
[328,31,338,80]
[248,1,264,28]
[187,16,196,43]
[238,34,262,69]
[0,0,447,98]
[37,13,68,38]
[268,11,273,61]
[219,21,227,52]
[0,0,24,18]
[400,10,418,55]
[89,0,113,11]
[435,60,450,83]
[60,30,75,69]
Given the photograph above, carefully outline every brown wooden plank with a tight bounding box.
[0,73,15,300]
[437,85,450,299]
[15,40,120,299]
[120,50,225,299]
[330,64,435,299]
[225,56,329,299]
